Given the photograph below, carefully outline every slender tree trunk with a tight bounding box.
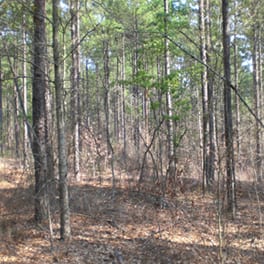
[13,57,20,158]
[252,23,262,181]
[132,19,140,163]
[143,85,149,146]
[52,0,71,240]
[206,0,215,188]
[32,0,48,223]
[4,41,33,156]
[70,0,80,181]
[114,56,119,141]
[13,84,19,158]
[0,56,2,156]
[22,14,29,166]
[233,1,241,168]
[164,0,175,185]
[103,40,115,192]
[199,0,209,192]
[200,0,215,192]
[85,59,90,127]
[95,63,101,133]
[121,34,127,164]
[45,65,55,195]
[196,84,203,175]
[84,63,89,126]
[258,32,263,182]
[156,57,165,186]
[42,5,55,190]
[222,0,236,217]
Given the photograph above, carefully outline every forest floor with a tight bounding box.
[0,158,264,264]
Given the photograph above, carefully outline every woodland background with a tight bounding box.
[0,0,263,263]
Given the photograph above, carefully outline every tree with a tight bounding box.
[22,11,29,167]
[222,0,236,216]
[232,0,241,168]
[251,2,263,182]
[70,0,81,182]
[52,0,71,240]
[32,0,48,222]
[164,0,176,186]
[199,0,215,191]
[1,0,263,226]
[0,55,2,156]
[103,40,116,191]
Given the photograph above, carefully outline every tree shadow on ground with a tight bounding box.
[0,171,264,263]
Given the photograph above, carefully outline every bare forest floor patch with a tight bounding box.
[0,158,264,263]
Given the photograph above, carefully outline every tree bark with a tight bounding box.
[70,0,81,182]
[13,57,20,158]
[52,0,71,240]
[132,17,140,163]
[206,0,215,189]
[252,22,262,181]
[164,0,176,185]
[0,56,2,155]
[222,0,236,217]
[233,1,241,169]
[199,0,209,193]
[121,34,127,165]
[32,0,48,223]
[22,13,29,167]
[199,0,215,192]
[103,40,116,192]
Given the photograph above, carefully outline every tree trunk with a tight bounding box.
[22,13,29,167]
[132,19,140,164]
[206,0,215,188]
[13,57,20,158]
[52,0,71,240]
[32,0,48,223]
[103,40,115,192]
[45,66,55,196]
[121,34,127,165]
[222,0,236,217]
[199,0,209,193]
[164,0,175,185]
[258,31,263,182]
[0,56,2,156]
[233,1,241,169]
[252,23,262,181]
[70,0,80,182]
[199,0,215,192]
[95,63,102,133]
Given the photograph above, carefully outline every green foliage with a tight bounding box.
[0,0,260,175]
[133,70,153,89]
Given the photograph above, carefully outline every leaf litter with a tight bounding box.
[0,158,263,263]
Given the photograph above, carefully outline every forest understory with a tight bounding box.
[0,158,264,264]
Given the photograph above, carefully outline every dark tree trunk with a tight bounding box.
[32,0,48,223]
